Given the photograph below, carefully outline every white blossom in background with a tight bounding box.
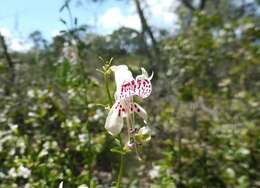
[8,168,17,178]
[60,41,78,64]
[17,139,26,154]
[28,112,37,117]
[8,165,31,179]
[24,183,31,188]
[8,124,18,131]
[78,134,87,143]
[27,89,35,98]
[68,88,77,98]
[91,109,104,121]
[148,165,160,179]
[17,165,31,178]
[62,116,80,128]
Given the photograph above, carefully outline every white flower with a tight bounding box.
[78,134,87,143]
[17,165,31,179]
[9,124,18,131]
[62,42,78,64]
[105,65,153,135]
[135,126,151,143]
[59,181,63,188]
[28,112,37,117]
[149,165,160,179]
[78,185,88,188]
[27,89,35,98]
[24,183,31,188]
[218,78,231,87]
[8,167,17,178]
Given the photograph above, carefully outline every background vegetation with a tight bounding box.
[0,0,260,187]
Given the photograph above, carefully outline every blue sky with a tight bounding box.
[0,0,128,39]
[0,0,178,51]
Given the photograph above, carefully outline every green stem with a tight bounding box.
[115,129,125,188]
[104,73,113,106]
[104,70,125,187]
[116,146,124,188]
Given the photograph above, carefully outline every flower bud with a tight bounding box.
[135,126,151,143]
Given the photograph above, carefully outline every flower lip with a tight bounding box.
[111,65,134,100]
[115,67,153,100]
[105,102,124,135]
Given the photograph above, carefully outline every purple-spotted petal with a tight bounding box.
[118,78,152,100]
[118,79,136,100]
[134,78,152,99]
[133,103,148,124]
[135,68,152,99]
[105,103,124,135]
[111,65,134,100]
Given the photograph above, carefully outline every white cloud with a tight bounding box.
[0,27,32,53]
[98,0,179,34]
[51,29,61,38]
[124,15,140,30]
[0,28,11,38]
[99,7,123,30]
[144,0,179,30]
[98,7,141,33]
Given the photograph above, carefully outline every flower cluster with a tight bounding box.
[59,40,78,64]
[105,65,153,147]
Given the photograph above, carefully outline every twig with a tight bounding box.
[0,33,15,94]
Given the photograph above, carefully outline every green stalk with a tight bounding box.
[104,70,125,188]
[104,73,113,106]
[116,136,125,188]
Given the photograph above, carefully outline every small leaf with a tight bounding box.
[59,4,66,12]
[60,19,67,25]
[114,138,121,146]
[110,148,126,155]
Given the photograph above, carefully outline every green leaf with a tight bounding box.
[110,148,126,155]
